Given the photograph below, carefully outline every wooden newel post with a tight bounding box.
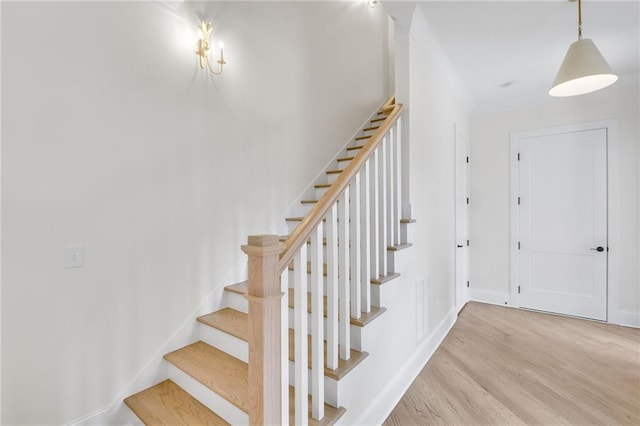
[241,235,285,425]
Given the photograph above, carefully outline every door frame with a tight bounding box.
[510,119,619,322]
[455,124,470,313]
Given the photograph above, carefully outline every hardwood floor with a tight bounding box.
[384,302,640,425]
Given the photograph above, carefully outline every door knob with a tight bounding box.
[590,246,605,252]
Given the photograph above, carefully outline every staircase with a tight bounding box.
[123,96,413,425]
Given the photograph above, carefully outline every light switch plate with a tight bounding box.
[65,246,84,268]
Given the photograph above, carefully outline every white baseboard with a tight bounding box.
[468,289,510,307]
[610,309,640,328]
[66,406,111,426]
[352,306,457,426]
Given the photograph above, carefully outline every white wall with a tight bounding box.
[0,1,389,424]
[469,80,640,324]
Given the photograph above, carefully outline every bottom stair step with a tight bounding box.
[163,341,345,425]
[124,379,229,425]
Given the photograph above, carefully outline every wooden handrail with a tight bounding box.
[279,99,404,272]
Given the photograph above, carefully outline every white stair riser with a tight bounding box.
[315,187,329,199]
[349,313,384,353]
[287,269,328,293]
[337,158,353,168]
[287,362,341,408]
[400,222,414,245]
[327,173,341,184]
[286,309,366,351]
[223,291,248,314]
[198,323,248,363]
[167,363,249,425]
[387,247,412,276]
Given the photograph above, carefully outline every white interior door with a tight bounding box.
[517,128,608,321]
[455,128,470,312]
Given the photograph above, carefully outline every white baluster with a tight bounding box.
[379,136,388,278]
[360,159,371,313]
[325,204,339,370]
[294,246,308,426]
[395,119,403,244]
[388,128,396,248]
[310,224,324,420]
[370,149,380,281]
[280,269,289,425]
[338,189,350,360]
[349,174,361,319]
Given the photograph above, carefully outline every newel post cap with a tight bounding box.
[241,234,285,257]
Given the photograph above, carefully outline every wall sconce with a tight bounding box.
[195,21,225,75]
[368,0,379,8]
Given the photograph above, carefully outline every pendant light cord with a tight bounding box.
[578,0,583,40]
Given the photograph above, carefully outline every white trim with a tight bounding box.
[454,124,471,313]
[509,119,620,323]
[351,306,457,426]
[468,289,510,307]
[609,310,640,329]
[66,406,112,426]
[407,6,473,116]
[154,1,185,20]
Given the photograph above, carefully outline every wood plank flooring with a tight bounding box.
[384,302,640,426]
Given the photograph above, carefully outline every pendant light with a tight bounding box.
[549,0,618,97]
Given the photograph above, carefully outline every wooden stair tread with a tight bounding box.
[280,235,410,251]
[197,308,248,341]
[224,281,248,295]
[164,341,249,412]
[346,145,364,151]
[287,217,327,222]
[287,329,368,381]
[288,261,400,284]
[326,169,342,175]
[350,306,387,327]
[400,218,417,224]
[355,135,372,141]
[370,272,401,285]
[288,260,328,276]
[287,288,386,327]
[124,379,229,426]
[388,242,413,251]
[337,156,354,162]
[371,117,386,123]
[363,126,380,132]
[279,235,328,246]
[315,183,331,188]
[301,199,319,204]
[288,387,346,426]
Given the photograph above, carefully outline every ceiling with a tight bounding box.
[403,1,640,112]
